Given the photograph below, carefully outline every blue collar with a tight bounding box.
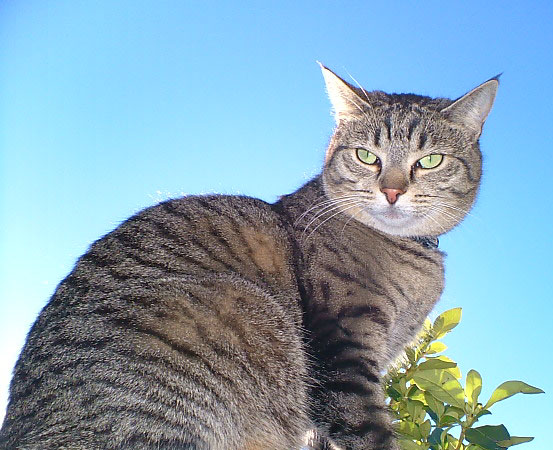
[411,236,439,249]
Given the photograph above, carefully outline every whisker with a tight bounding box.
[424,203,504,248]
[340,203,371,235]
[298,197,365,232]
[342,68,400,151]
[301,198,365,237]
[412,196,480,222]
[433,201,480,222]
[427,205,463,222]
[295,195,362,226]
[344,67,371,104]
[420,209,449,235]
[345,96,373,122]
[304,201,364,242]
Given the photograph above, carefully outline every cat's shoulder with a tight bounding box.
[127,194,295,277]
[104,194,291,247]
[78,193,293,279]
[140,194,281,226]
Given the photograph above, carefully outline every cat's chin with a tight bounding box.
[359,208,429,238]
[371,217,422,237]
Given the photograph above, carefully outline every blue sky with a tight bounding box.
[1,0,551,446]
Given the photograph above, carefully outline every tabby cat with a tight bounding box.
[0,64,498,449]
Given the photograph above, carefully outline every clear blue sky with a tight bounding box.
[1,1,551,446]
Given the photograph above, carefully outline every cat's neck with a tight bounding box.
[274,175,445,365]
[274,176,439,250]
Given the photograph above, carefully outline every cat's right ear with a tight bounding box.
[441,76,500,137]
[318,62,367,122]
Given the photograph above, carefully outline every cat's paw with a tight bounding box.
[301,428,343,450]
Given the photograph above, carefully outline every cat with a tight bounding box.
[0,64,498,449]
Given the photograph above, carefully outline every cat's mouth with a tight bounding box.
[368,205,421,235]
[374,205,413,222]
[379,206,408,221]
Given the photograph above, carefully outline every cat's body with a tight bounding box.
[0,65,498,449]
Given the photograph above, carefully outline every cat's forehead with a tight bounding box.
[343,93,457,141]
[345,103,440,135]
[362,91,453,114]
[338,100,458,159]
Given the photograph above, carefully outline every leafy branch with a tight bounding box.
[384,308,544,450]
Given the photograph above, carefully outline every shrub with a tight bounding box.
[384,308,544,450]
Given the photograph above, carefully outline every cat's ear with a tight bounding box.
[441,76,499,137]
[318,62,368,122]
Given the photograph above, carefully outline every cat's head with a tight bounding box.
[319,64,498,238]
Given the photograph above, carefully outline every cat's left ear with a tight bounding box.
[318,62,368,122]
[441,76,500,137]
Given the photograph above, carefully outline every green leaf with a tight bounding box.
[465,425,510,450]
[406,347,417,363]
[412,369,465,408]
[423,317,432,330]
[419,419,432,439]
[398,376,408,395]
[399,439,425,450]
[439,405,466,427]
[424,391,445,418]
[398,421,421,440]
[446,433,460,448]
[439,415,459,427]
[433,356,462,379]
[497,436,534,447]
[417,358,457,371]
[433,308,462,338]
[443,405,465,420]
[476,409,492,419]
[408,385,426,403]
[428,427,443,446]
[466,369,483,406]
[484,381,544,409]
[387,386,402,401]
[426,341,447,355]
[406,400,425,423]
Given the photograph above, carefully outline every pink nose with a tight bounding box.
[380,188,404,205]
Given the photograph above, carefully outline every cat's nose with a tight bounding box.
[380,188,404,205]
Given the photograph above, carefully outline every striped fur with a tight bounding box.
[0,67,497,449]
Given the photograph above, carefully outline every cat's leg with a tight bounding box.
[310,383,399,450]
[313,385,399,450]
[307,312,399,450]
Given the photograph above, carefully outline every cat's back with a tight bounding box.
[79,193,299,289]
[0,194,309,449]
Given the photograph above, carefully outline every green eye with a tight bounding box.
[417,154,444,169]
[356,149,379,165]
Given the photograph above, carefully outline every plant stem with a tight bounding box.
[455,428,466,450]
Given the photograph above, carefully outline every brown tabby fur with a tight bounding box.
[0,65,498,449]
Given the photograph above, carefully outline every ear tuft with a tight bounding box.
[442,77,499,136]
[318,63,367,122]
